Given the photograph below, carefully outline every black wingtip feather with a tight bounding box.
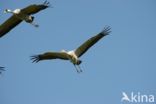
[31,55,40,63]
[43,0,51,8]
[0,67,5,74]
[100,26,111,36]
[0,67,5,71]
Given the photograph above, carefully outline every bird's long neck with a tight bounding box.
[4,9,13,13]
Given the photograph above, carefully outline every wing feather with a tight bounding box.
[0,15,22,38]
[75,26,111,57]
[0,67,5,74]
[0,67,5,70]
[21,1,50,15]
[31,52,69,63]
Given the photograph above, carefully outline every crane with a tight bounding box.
[31,26,111,73]
[0,0,50,38]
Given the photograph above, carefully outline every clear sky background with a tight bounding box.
[0,0,156,104]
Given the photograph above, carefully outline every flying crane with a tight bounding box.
[0,1,50,38]
[31,26,111,73]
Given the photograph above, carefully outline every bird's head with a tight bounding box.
[4,9,12,13]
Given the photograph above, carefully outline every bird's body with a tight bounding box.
[0,1,50,38]
[31,26,111,73]
[5,9,34,23]
[9,9,21,14]
[65,50,81,65]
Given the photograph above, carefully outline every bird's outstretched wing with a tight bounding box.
[75,26,111,57]
[0,16,22,38]
[31,52,68,63]
[21,0,50,15]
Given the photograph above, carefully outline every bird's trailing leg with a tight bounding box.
[30,22,39,27]
[74,65,80,73]
[28,17,39,27]
[73,64,82,73]
[77,65,83,72]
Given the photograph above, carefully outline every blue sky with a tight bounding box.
[0,0,156,104]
